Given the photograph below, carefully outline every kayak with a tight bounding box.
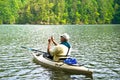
[31,52,93,77]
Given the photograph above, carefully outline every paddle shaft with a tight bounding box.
[21,46,46,53]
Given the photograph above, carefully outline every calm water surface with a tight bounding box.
[0,25,120,80]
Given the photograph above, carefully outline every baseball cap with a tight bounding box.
[61,33,70,40]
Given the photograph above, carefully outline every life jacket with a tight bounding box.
[60,41,71,56]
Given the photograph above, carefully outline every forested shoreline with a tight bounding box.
[0,0,120,24]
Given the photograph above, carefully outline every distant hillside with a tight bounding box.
[0,0,120,24]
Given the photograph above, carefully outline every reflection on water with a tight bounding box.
[0,25,120,80]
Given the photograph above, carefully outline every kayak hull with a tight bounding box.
[31,52,93,77]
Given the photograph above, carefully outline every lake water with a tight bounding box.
[0,25,120,80]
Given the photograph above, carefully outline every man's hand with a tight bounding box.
[48,39,52,44]
[51,36,54,42]
[51,36,58,46]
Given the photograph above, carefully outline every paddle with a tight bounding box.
[21,46,46,53]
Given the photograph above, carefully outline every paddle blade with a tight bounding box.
[21,46,27,49]
[21,46,36,51]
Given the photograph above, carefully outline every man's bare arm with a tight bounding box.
[47,39,52,53]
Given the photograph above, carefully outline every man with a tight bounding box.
[47,33,71,61]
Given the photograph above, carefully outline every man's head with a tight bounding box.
[60,33,70,42]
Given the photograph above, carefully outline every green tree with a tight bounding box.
[112,0,120,24]
[96,0,114,24]
[0,0,28,24]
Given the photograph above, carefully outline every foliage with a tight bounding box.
[0,0,120,24]
[112,0,120,24]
